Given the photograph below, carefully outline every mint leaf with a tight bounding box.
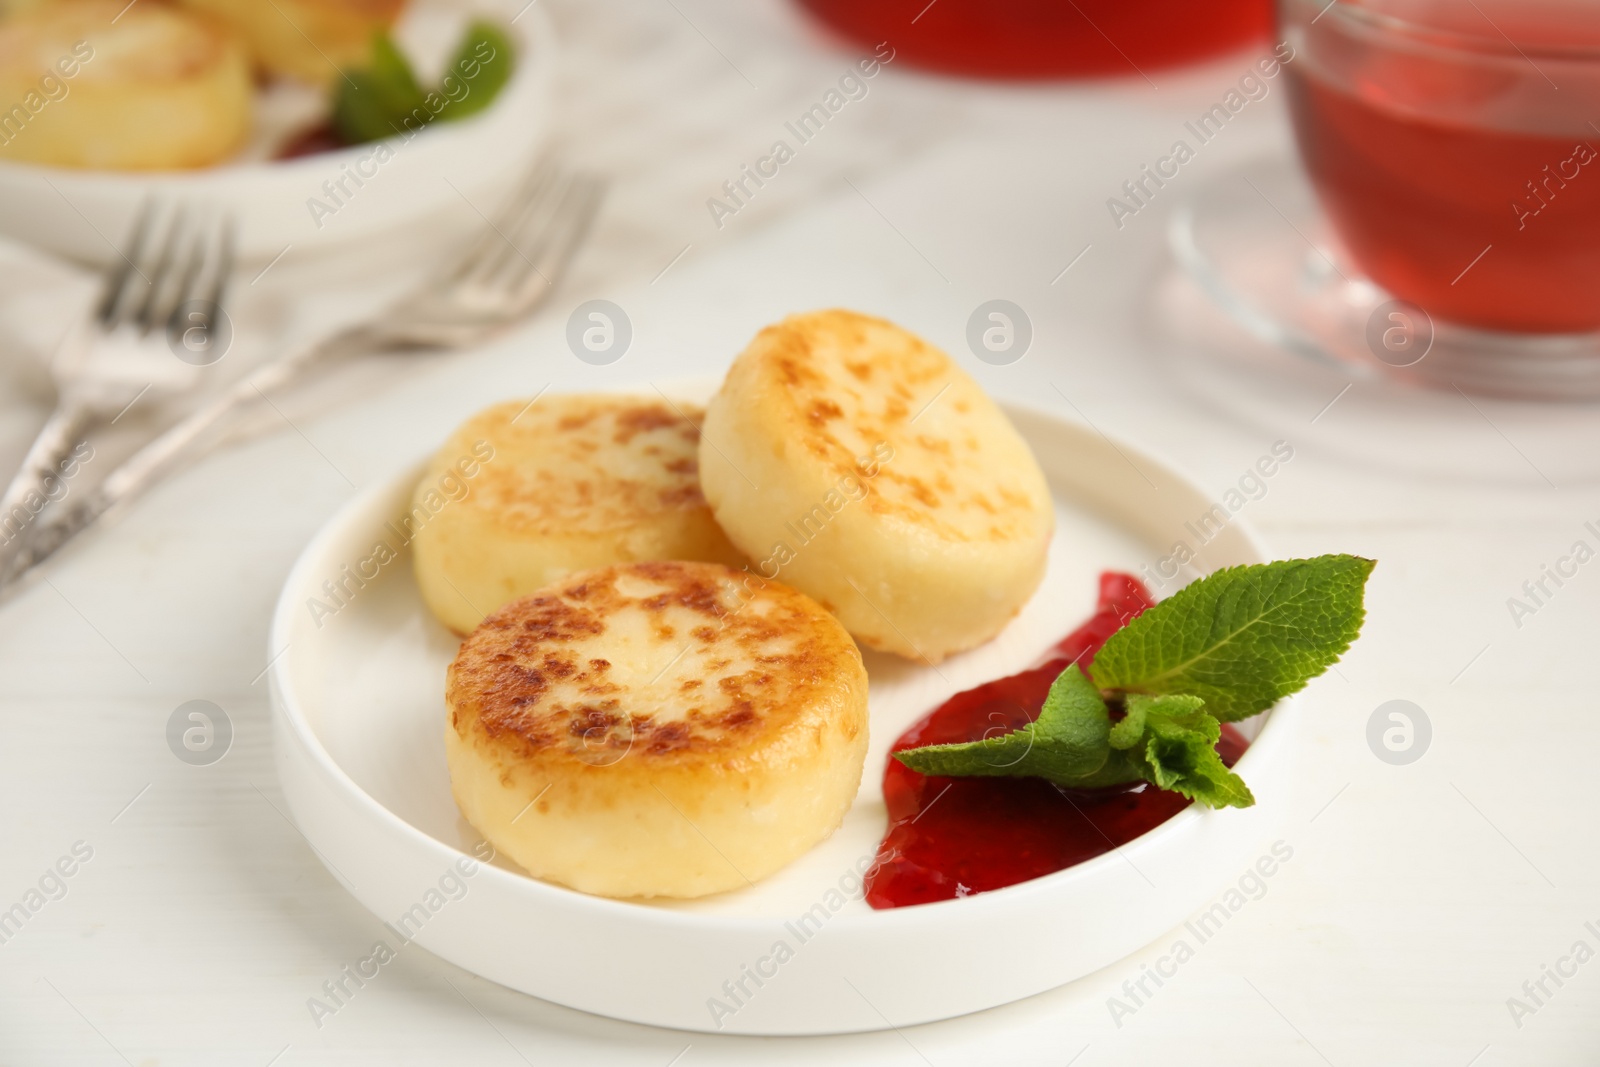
[332,22,517,146]
[332,34,426,144]
[1110,692,1199,749]
[1132,697,1255,808]
[893,556,1372,812]
[894,678,1252,808]
[894,666,1116,782]
[440,22,516,122]
[370,34,425,105]
[1089,555,1374,722]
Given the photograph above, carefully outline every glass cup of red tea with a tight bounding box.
[1282,0,1600,336]
[795,0,1273,79]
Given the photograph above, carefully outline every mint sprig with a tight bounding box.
[894,666,1116,783]
[1130,694,1255,808]
[333,22,516,146]
[1092,555,1374,722]
[894,555,1374,810]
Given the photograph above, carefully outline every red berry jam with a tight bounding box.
[1048,570,1156,669]
[864,572,1247,908]
[794,0,1272,81]
[277,122,343,160]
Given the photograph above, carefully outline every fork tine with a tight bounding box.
[438,164,550,289]
[97,199,158,326]
[495,174,606,300]
[199,216,236,315]
[444,167,556,287]
[447,159,562,288]
[484,174,577,294]
[157,231,203,335]
[173,214,235,347]
[472,168,571,291]
[487,157,563,244]
[137,205,202,335]
[139,209,235,339]
[549,176,606,274]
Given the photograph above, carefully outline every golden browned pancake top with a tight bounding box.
[735,309,1047,543]
[447,561,864,771]
[0,2,237,82]
[459,397,711,537]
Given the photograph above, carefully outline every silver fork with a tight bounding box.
[0,204,233,577]
[1,160,604,593]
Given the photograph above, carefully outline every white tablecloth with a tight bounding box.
[3,1,1597,1063]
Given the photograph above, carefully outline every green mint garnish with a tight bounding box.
[894,555,1374,810]
[333,21,516,145]
[893,666,1115,783]
[894,667,1254,808]
[1091,555,1375,722]
[1129,693,1255,808]
[440,23,515,121]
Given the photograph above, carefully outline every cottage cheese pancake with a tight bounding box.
[445,560,869,899]
[0,0,251,169]
[412,395,744,635]
[699,310,1053,663]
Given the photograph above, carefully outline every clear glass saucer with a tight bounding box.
[1170,157,1600,403]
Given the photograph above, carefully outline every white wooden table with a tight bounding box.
[3,1,1597,1063]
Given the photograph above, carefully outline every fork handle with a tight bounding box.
[99,325,373,502]
[0,324,380,590]
[0,403,93,572]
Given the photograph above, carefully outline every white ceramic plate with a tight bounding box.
[268,397,1290,1035]
[0,0,554,264]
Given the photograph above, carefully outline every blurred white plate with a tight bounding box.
[269,395,1293,1035]
[0,0,554,264]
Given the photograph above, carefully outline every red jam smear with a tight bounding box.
[277,122,344,160]
[1047,570,1156,669]
[864,572,1248,909]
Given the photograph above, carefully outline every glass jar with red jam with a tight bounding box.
[794,0,1274,80]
